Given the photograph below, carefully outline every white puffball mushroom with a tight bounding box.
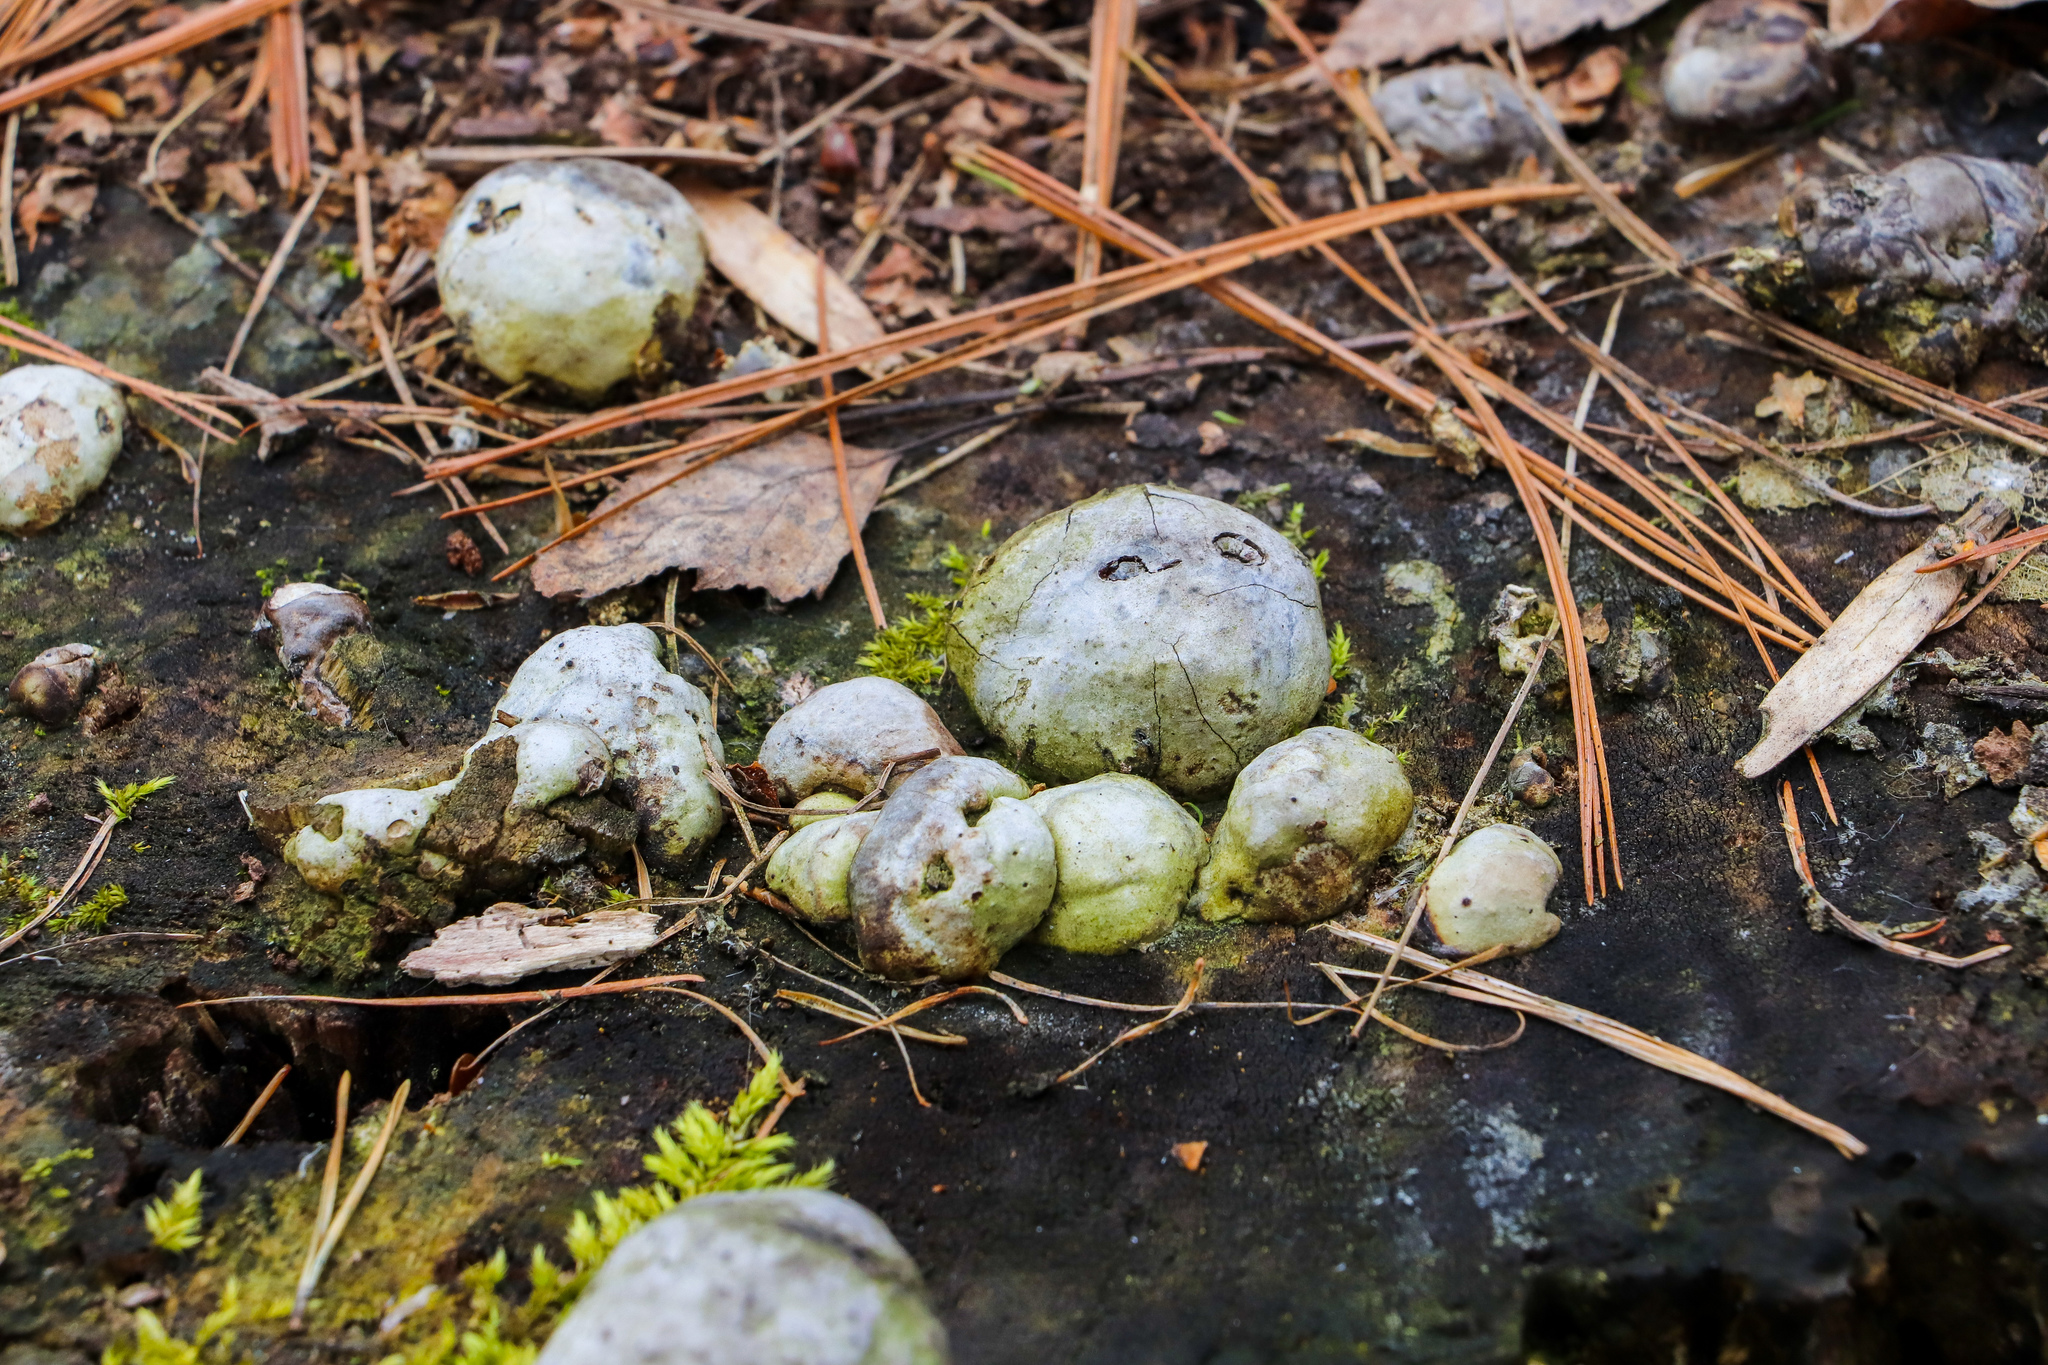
[8,642,98,725]
[1192,727,1415,925]
[1662,0,1830,129]
[758,676,964,802]
[436,158,708,398]
[1424,823,1563,956]
[789,791,860,829]
[284,780,457,894]
[766,810,880,923]
[535,1189,949,1365]
[483,624,724,868]
[1024,774,1204,954]
[500,717,612,810]
[948,484,1329,798]
[0,364,125,534]
[1373,65,1557,177]
[849,756,1054,980]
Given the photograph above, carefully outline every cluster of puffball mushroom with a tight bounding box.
[251,484,1564,982]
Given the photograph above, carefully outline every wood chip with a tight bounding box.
[401,903,661,987]
[530,421,897,601]
[1738,496,2010,779]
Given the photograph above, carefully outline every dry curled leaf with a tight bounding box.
[675,179,892,375]
[18,165,96,250]
[1330,0,1663,73]
[1828,0,2026,43]
[49,103,113,146]
[530,421,899,601]
[1754,370,1829,431]
[414,590,520,610]
[202,161,260,215]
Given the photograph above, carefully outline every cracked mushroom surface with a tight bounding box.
[0,363,125,535]
[1192,727,1414,925]
[435,158,708,399]
[1424,823,1563,957]
[481,623,725,868]
[1734,155,2048,383]
[848,756,1054,981]
[1024,773,1205,954]
[947,484,1328,798]
[758,675,964,801]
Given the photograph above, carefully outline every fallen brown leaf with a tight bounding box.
[1829,0,2024,43]
[202,161,261,215]
[589,93,648,147]
[530,421,899,601]
[906,203,1051,234]
[1754,370,1829,431]
[18,166,96,250]
[863,240,933,287]
[1329,0,1661,73]
[676,179,892,374]
[49,103,113,145]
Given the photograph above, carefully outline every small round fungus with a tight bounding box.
[0,364,125,535]
[759,676,964,802]
[1025,774,1204,954]
[766,810,880,923]
[948,484,1328,798]
[436,158,708,398]
[1424,823,1563,957]
[8,642,98,725]
[1192,727,1414,925]
[849,756,1054,980]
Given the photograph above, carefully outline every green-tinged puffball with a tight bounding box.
[766,810,879,923]
[1424,823,1562,957]
[1025,774,1205,953]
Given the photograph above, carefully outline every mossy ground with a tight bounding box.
[11,120,2048,1365]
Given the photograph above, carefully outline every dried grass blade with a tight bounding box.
[296,1071,348,1310]
[777,989,965,1045]
[292,1080,408,1327]
[185,974,708,1008]
[265,2,309,192]
[1321,927,1867,1158]
[1057,959,1204,1083]
[0,0,293,115]
[818,251,887,629]
[220,1064,290,1147]
[1072,0,1136,337]
[223,166,328,376]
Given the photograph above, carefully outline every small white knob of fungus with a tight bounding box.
[497,718,612,811]
[765,809,880,923]
[435,158,708,399]
[284,781,457,894]
[1024,773,1205,954]
[1191,727,1414,925]
[1423,823,1563,957]
[758,675,964,802]
[0,364,125,535]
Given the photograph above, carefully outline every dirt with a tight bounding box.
[8,16,2048,1365]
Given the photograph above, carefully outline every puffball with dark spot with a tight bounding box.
[1025,774,1205,953]
[1192,727,1413,925]
[948,484,1328,798]
[766,809,879,923]
[8,642,97,725]
[1424,823,1562,956]
[1373,65,1556,177]
[1662,0,1830,130]
[435,158,707,398]
[0,364,125,534]
[849,756,1053,980]
[758,675,964,802]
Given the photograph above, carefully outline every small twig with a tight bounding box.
[778,989,966,1046]
[293,1080,409,1328]
[1778,782,2009,969]
[0,112,18,289]
[184,974,707,1008]
[1057,958,1203,1083]
[880,419,1016,499]
[297,1071,349,1314]
[1352,631,1554,1038]
[643,987,801,1096]
[220,1065,291,1147]
[223,168,333,377]
[818,250,886,630]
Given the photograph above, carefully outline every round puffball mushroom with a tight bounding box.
[849,756,1054,980]
[948,484,1328,798]
[436,158,708,399]
[1192,727,1414,925]
[483,624,724,868]
[1373,65,1557,177]
[1424,823,1562,956]
[758,676,964,802]
[535,1189,949,1365]
[1662,0,1830,130]
[789,791,860,829]
[8,643,97,725]
[261,582,372,726]
[766,809,880,923]
[0,364,125,534]
[1024,774,1204,954]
